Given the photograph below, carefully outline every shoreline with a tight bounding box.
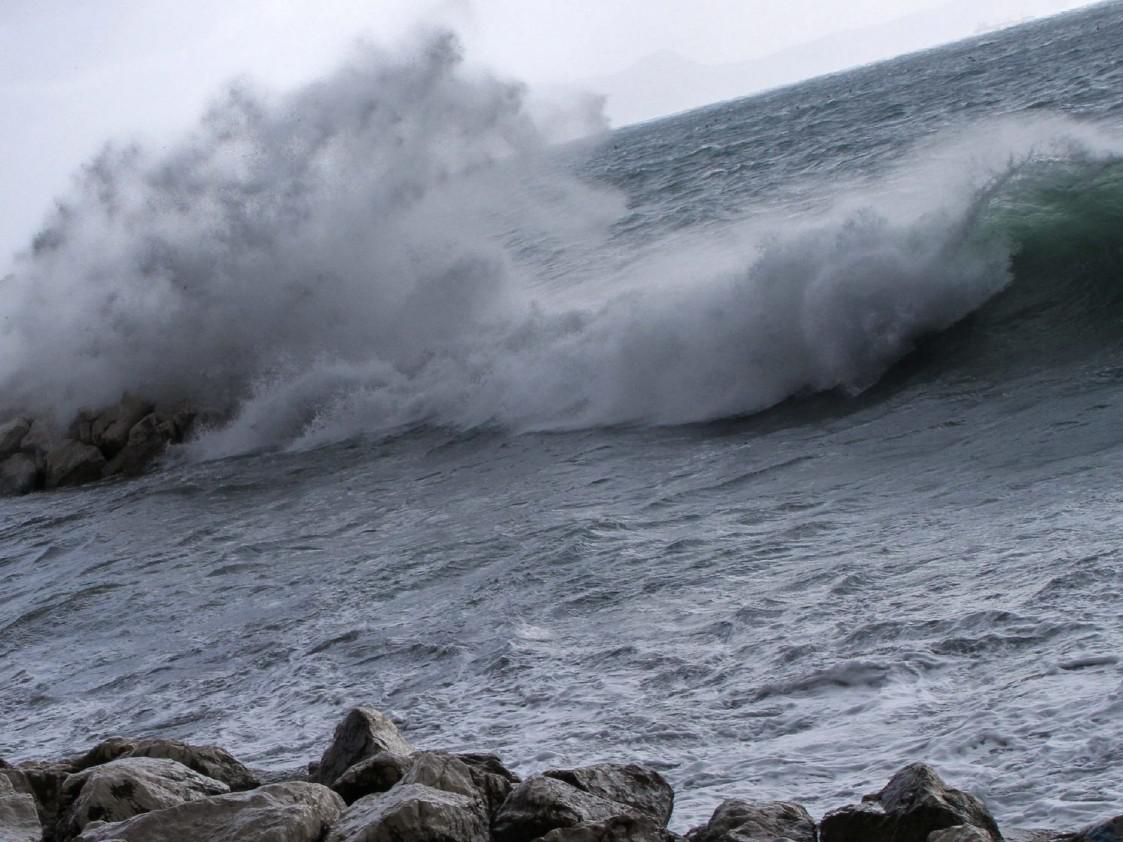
[1,705,1118,842]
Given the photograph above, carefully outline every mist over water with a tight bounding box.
[4,3,1123,834]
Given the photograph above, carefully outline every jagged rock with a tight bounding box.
[1,762,72,833]
[0,454,39,495]
[540,815,683,842]
[1067,816,1123,841]
[545,764,674,826]
[400,753,482,800]
[0,775,41,842]
[332,753,410,805]
[44,441,106,489]
[929,827,994,841]
[91,396,153,457]
[819,764,1000,842]
[325,783,488,842]
[492,775,643,842]
[315,707,414,787]
[0,419,30,460]
[453,753,519,818]
[59,757,229,838]
[73,781,343,842]
[685,799,815,842]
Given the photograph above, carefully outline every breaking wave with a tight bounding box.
[1,32,1122,459]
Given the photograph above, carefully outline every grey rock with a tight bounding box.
[493,775,643,842]
[820,764,1000,842]
[452,753,518,818]
[103,414,169,478]
[73,781,344,842]
[0,454,39,496]
[315,707,414,787]
[45,441,106,489]
[0,418,30,460]
[1,761,73,833]
[72,737,259,791]
[1069,815,1123,841]
[326,783,488,842]
[0,775,41,842]
[929,827,994,842]
[92,396,153,457]
[332,753,410,806]
[540,815,683,842]
[20,420,54,456]
[60,757,228,838]
[545,764,674,826]
[685,799,815,842]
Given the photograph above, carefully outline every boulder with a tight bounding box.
[685,799,815,842]
[1068,816,1123,841]
[331,753,410,806]
[325,783,488,842]
[91,396,153,457]
[0,454,39,496]
[73,781,343,842]
[103,415,171,478]
[59,757,229,838]
[492,775,643,842]
[929,827,994,842]
[19,420,54,456]
[44,441,106,489]
[1,762,72,833]
[315,707,414,787]
[72,737,258,791]
[0,418,30,460]
[453,753,519,818]
[545,764,674,826]
[819,764,1000,842]
[0,775,41,842]
[540,815,683,842]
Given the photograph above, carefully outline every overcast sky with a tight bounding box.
[0,0,1096,270]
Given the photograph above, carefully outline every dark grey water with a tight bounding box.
[3,2,1123,832]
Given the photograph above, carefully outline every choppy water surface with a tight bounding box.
[3,2,1123,832]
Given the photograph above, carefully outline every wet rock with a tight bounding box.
[44,441,106,489]
[326,783,488,842]
[0,453,39,496]
[1068,815,1123,841]
[103,414,170,478]
[0,418,30,460]
[819,764,1000,842]
[20,420,54,456]
[545,764,674,826]
[540,815,683,842]
[492,775,643,842]
[400,752,483,799]
[332,753,410,805]
[59,757,228,838]
[73,781,343,842]
[929,827,994,842]
[0,775,41,842]
[315,707,414,787]
[72,737,259,791]
[685,799,815,842]
[91,396,153,457]
[452,753,519,818]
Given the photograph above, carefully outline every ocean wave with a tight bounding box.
[1,32,1121,457]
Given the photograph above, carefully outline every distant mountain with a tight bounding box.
[588,0,1089,126]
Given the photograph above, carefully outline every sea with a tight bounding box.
[3,2,1123,832]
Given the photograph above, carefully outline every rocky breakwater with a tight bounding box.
[1,705,1120,842]
[0,396,196,497]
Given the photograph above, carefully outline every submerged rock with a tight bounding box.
[326,783,488,842]
[492,775,643,842]
[315,707,414,788]
[73,781,343,842]
[545,764,674,827]
[0,775,41,842]
[685,799,815,842]
[59,756,228,838]
[819,764,1000,842]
